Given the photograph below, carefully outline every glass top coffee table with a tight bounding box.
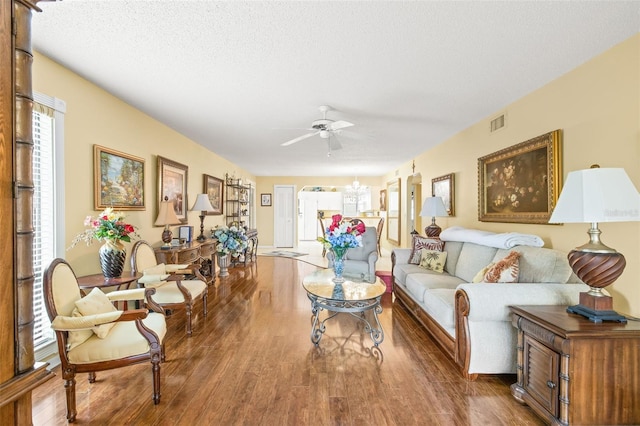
[302,269,386,347]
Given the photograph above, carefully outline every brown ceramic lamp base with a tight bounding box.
[424,224,442,238]
[566,249,627,323]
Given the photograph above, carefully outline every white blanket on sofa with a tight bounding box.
[440,226,544,249]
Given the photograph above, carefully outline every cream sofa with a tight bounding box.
[392,240,589,380]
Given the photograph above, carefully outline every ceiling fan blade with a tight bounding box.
[328,120,354,131]
[330,134,343,150]
[281,131,319,146]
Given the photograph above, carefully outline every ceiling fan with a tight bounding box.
[281,105,354,147]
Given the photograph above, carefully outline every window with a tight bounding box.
[32,93,65,357]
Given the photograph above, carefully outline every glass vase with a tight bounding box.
[99,239,126,278]
[331,247,348,283]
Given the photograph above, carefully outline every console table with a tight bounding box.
[510,305,640,425]
[154,240,216,284]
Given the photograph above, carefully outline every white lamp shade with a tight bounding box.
[420,196,448,217]
[191,193,215,212]
[549,167,640,223]
[155,200,181,226]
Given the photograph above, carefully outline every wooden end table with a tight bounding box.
[77,271,142,309]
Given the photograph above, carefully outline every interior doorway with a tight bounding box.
[274,185,296,248]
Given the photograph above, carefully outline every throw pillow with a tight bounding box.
[409,236,444,265]
[75,287,118,338]
[418,249,448,273]
[138,274,170,284]
[481,251,521,283]
[67,307,94,350]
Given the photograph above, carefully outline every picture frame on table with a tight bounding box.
[478,129,562,224]
[157,156,188,223]
[203,174,224,215]
[261,193,272,207]
[432,173,455,216]
[94,145,145,211]
[178,225,193,243]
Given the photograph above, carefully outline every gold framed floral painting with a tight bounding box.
[94,145,145,211]
[478,129,562,224]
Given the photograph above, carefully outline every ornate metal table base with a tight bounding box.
[308,294,384,347]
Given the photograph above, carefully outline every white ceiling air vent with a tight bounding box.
[490,113,506,133]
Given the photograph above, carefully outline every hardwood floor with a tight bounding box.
[32,256,544,425]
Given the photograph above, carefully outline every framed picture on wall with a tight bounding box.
[157,156,188,223]
[432,173,455,216]
[94,145,145,211]
[203,174,223,215]
[261,193,272,206]
[478,129,562,224]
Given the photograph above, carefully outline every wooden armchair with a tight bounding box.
[131,240,208,336]
[376,217,384,255]
[318,216,327,257]
[43,258,167,423]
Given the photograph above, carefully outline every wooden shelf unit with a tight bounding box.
[225,174,252,228]
[510,305,640,425]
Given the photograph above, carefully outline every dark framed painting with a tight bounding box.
[261,193,272,207]
[478,129,562,224]
[94,145,145,210]
[432,173,455,216]
[379,189,387,211]
[203,174,223,215]
[157,156,188,223]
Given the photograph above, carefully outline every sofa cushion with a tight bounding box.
[405,272,464,302]
[453,243,499,282]
[422,288,456,335]
[409,235,444,264]
[419,249,448,273]
[492,246,573,283]
[393,263,425,286]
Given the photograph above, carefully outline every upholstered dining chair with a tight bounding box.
[376,217,384,255]
[43,258,167,423]
[318,216,327,257]
[131,240,208,336]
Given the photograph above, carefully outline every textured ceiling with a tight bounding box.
[32,1,639,177]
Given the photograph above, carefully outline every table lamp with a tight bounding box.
[155,196,181,248]
[549,165,640,323]
[420,196,448,237]
[191,193,215,242]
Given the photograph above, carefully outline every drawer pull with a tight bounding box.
[546,381,556,389]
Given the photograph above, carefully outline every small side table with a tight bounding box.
[77,272,142,309]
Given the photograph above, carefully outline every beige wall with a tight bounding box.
[383,34,640,316]
[34,33,639,315]
[33,52,255,277]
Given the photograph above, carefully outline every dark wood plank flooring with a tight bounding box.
[32,256,544,425]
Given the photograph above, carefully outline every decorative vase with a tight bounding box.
[331,247,348,283]
[99,240,126,278]
[218,253,230,277]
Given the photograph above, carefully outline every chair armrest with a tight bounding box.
[51,311,123,330]
[107,287,146,301]
[456,283,590,322]
[169,263,206,281]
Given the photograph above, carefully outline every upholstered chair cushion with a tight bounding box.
[67,312,167,364]
[409,236,444,264]
[75,288,118,338]
[143,263,167,275]
[151,280,207,304]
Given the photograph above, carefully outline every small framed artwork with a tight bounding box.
[432,173,455,216]
[261,193,272,206]
[203,174,224,215]
[478,129,562,224]
[157,156,188,223]
[94,145,145,210]
[379,189,387,211]
[178,225,193,242]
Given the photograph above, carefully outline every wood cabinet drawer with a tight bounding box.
[522,335,559,417]
[177,247,199,263]
[199,243,215,257]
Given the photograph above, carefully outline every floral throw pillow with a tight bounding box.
[409,236,444,265]
[418,249,448,273]
[474,251,521,283]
